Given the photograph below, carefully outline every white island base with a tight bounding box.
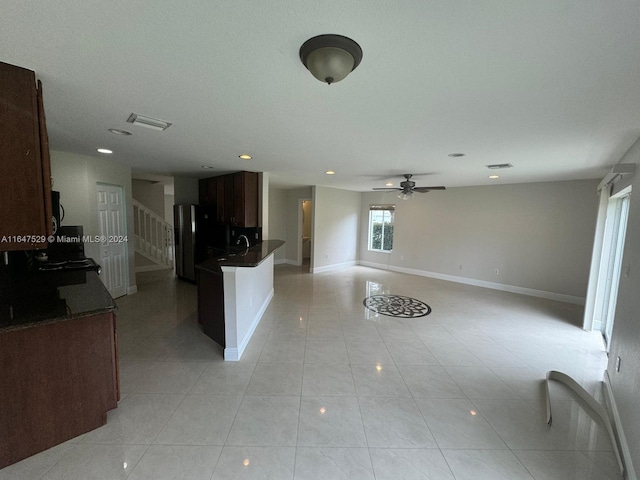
[220,254,274,360]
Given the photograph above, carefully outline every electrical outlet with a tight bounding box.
[616,356,622,372]
[495,268,499,275]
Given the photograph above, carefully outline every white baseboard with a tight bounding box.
[358,261,585,305]
[312,260,357,274]
[127,285,138,295]
[604,370,636,480]
[224,288,274,361]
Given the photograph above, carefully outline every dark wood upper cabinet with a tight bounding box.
[0,62,53,251]
[36,80,53,238]
[197,171,259,227]
[198,178,209,204]
[224,174,235,224]
[232,171,258,227]
[215,176,225,222]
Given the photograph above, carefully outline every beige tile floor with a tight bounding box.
[0,265,624,480]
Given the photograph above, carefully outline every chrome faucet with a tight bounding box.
[237,234,250,248]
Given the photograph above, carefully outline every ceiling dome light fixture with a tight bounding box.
[238,154,252,160]
[97,148,113,154]
[300,34,363,85]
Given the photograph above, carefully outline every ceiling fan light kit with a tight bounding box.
[373,174,446,200]
[300,34,363,85]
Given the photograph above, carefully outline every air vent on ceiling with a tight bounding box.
[486,163,513,169]
[126,113,172,131]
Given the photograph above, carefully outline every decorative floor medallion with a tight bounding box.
[363,294,432,318]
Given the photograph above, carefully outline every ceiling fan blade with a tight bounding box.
[372,187,401,191]
[413,186,446,192]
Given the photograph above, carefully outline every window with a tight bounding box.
[368,205,395,252]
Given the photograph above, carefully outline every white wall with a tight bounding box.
[50,150,136,291]
[267,186,317,265]
[221,255,274,361]
[164,194,174,226]
[606,139,640,476]
[132,179,165,218]
[312,186,361,272]
[268,187,287,263]
[359,179,599,300]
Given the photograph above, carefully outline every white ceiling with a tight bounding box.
[3,1,640,191]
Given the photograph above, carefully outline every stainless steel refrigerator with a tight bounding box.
[174,204,218,282]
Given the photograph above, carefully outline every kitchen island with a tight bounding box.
[196,240,284,360]
[0,269,118,468]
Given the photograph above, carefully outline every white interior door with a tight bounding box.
[97,184,127,298]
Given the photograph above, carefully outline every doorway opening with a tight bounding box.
[591,186,631,348]
[298,198,312,269]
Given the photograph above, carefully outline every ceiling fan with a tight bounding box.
[373,174,446,199]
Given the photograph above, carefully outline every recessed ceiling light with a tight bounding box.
[97,148,113,154]
[385,182,393,186]
[448,153,465,157]
[201,165,215,169]
[325,170,336,175]
[108,128,132,136]
[489,175,500,179]
[238,154,252,160]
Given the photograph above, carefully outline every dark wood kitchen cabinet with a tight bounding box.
[0,311,119,468]
[196,268,225,347]
[198,178,210,204]
[215,175,225,222]
[231,171,259,227]
[198,171,259,227]
[0,62,53,251]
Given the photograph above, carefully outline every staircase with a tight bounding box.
[133,200,174,272]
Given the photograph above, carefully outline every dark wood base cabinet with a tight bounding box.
[0,312,119,468]
[197,269,225,347]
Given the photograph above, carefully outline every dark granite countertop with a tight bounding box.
[196,239,285,274]
[0,270,116,332]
